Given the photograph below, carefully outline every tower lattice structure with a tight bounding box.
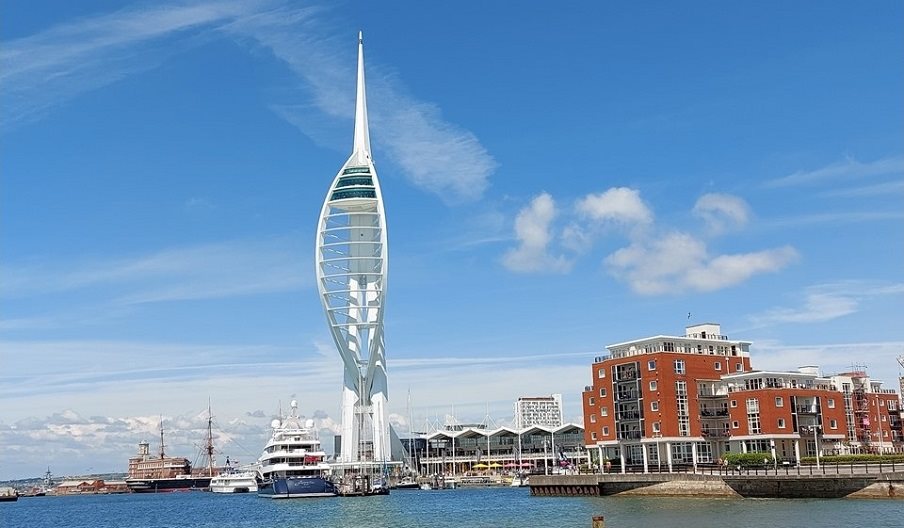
[316,32,390,464]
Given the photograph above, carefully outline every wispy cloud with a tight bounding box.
[749,281,904,326]
[502,193,572,273]
[765,156,904,188]
[763,210,904,228]
[750,339,904,378]
[2,0,496,202]
[0,236,309,304]
[0,0,262,128]
[818,179,904,198]
[223,6,496,202]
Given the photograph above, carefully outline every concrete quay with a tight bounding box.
[529,472,904,499]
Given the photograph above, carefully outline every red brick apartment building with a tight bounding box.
[582,323,903,472]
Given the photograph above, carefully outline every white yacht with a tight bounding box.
[257,400,336,499]
[209,466,259,494]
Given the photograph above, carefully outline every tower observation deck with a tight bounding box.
[315,32,390,466]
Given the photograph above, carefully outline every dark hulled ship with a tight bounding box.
[125,417,218,493]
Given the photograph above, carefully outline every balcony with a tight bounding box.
[795,406,818,415]
[617,412,641,420]
[700,409,729,417]
[616,392,639,401]
[617,430,643,440]
[701,429,731,439]
[697,392,728,399]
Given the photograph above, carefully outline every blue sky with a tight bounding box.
[1,1,902,479]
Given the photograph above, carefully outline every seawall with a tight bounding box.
[529,472,904,499]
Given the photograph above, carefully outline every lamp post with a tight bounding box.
[543,440,549,476]
[811,425,821,470]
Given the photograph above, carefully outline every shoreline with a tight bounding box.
[529,472,904,499]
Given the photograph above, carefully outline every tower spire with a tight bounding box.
[353,31,371,160]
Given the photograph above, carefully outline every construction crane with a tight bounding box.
[898,356,904,370]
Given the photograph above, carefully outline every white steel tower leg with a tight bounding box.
[316,32,390,466]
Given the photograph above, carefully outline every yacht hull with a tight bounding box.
[257,477,337,499]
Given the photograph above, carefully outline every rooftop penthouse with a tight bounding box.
[597,323,751,362]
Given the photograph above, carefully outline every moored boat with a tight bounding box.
[0,487,18,502]
[257,400,337,499]
[125,413,219,493]
[210,467,259,494]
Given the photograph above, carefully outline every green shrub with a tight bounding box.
[723,452,775,466]
[800,454,904,464]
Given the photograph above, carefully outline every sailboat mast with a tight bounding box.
[159,416,166,459]
[206,403,215,476]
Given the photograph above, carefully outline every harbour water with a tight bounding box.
[3,487,903,528]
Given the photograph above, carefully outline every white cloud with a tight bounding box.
[502,193,572,273]
[576,187,653,226]
[0,335,595,477]
[765,156,904,188]
[749,281,904,326]
[605,232,798,295]
[692,193,750,234]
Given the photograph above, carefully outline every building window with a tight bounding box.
[715,362,722,371]
[778,418,785,429]
[600,407,608,417]
[651,401,659,412]
[830,419,837,430]
[599,388,607,397]
[827,399,835,409]
[735,362,743,372]
[603,427,609,436]
[598,368,606,379]
[775,397,783,407]
[590,414,597,423]
[732,421,739,429]
[648,360,656,371]
[674,359,685,374]
[591,432,597,440]
[652,422,661,433]
[649,381,658,391]
[731,400,738,408]
[589,397,595,406]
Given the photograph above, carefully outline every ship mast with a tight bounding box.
[158,416,166,459]
[205,403,216,476]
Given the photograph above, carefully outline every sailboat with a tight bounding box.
[125,408,220,493]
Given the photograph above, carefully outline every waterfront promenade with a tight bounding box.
[530,463,904,499]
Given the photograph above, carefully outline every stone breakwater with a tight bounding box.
[529,472,904,499]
